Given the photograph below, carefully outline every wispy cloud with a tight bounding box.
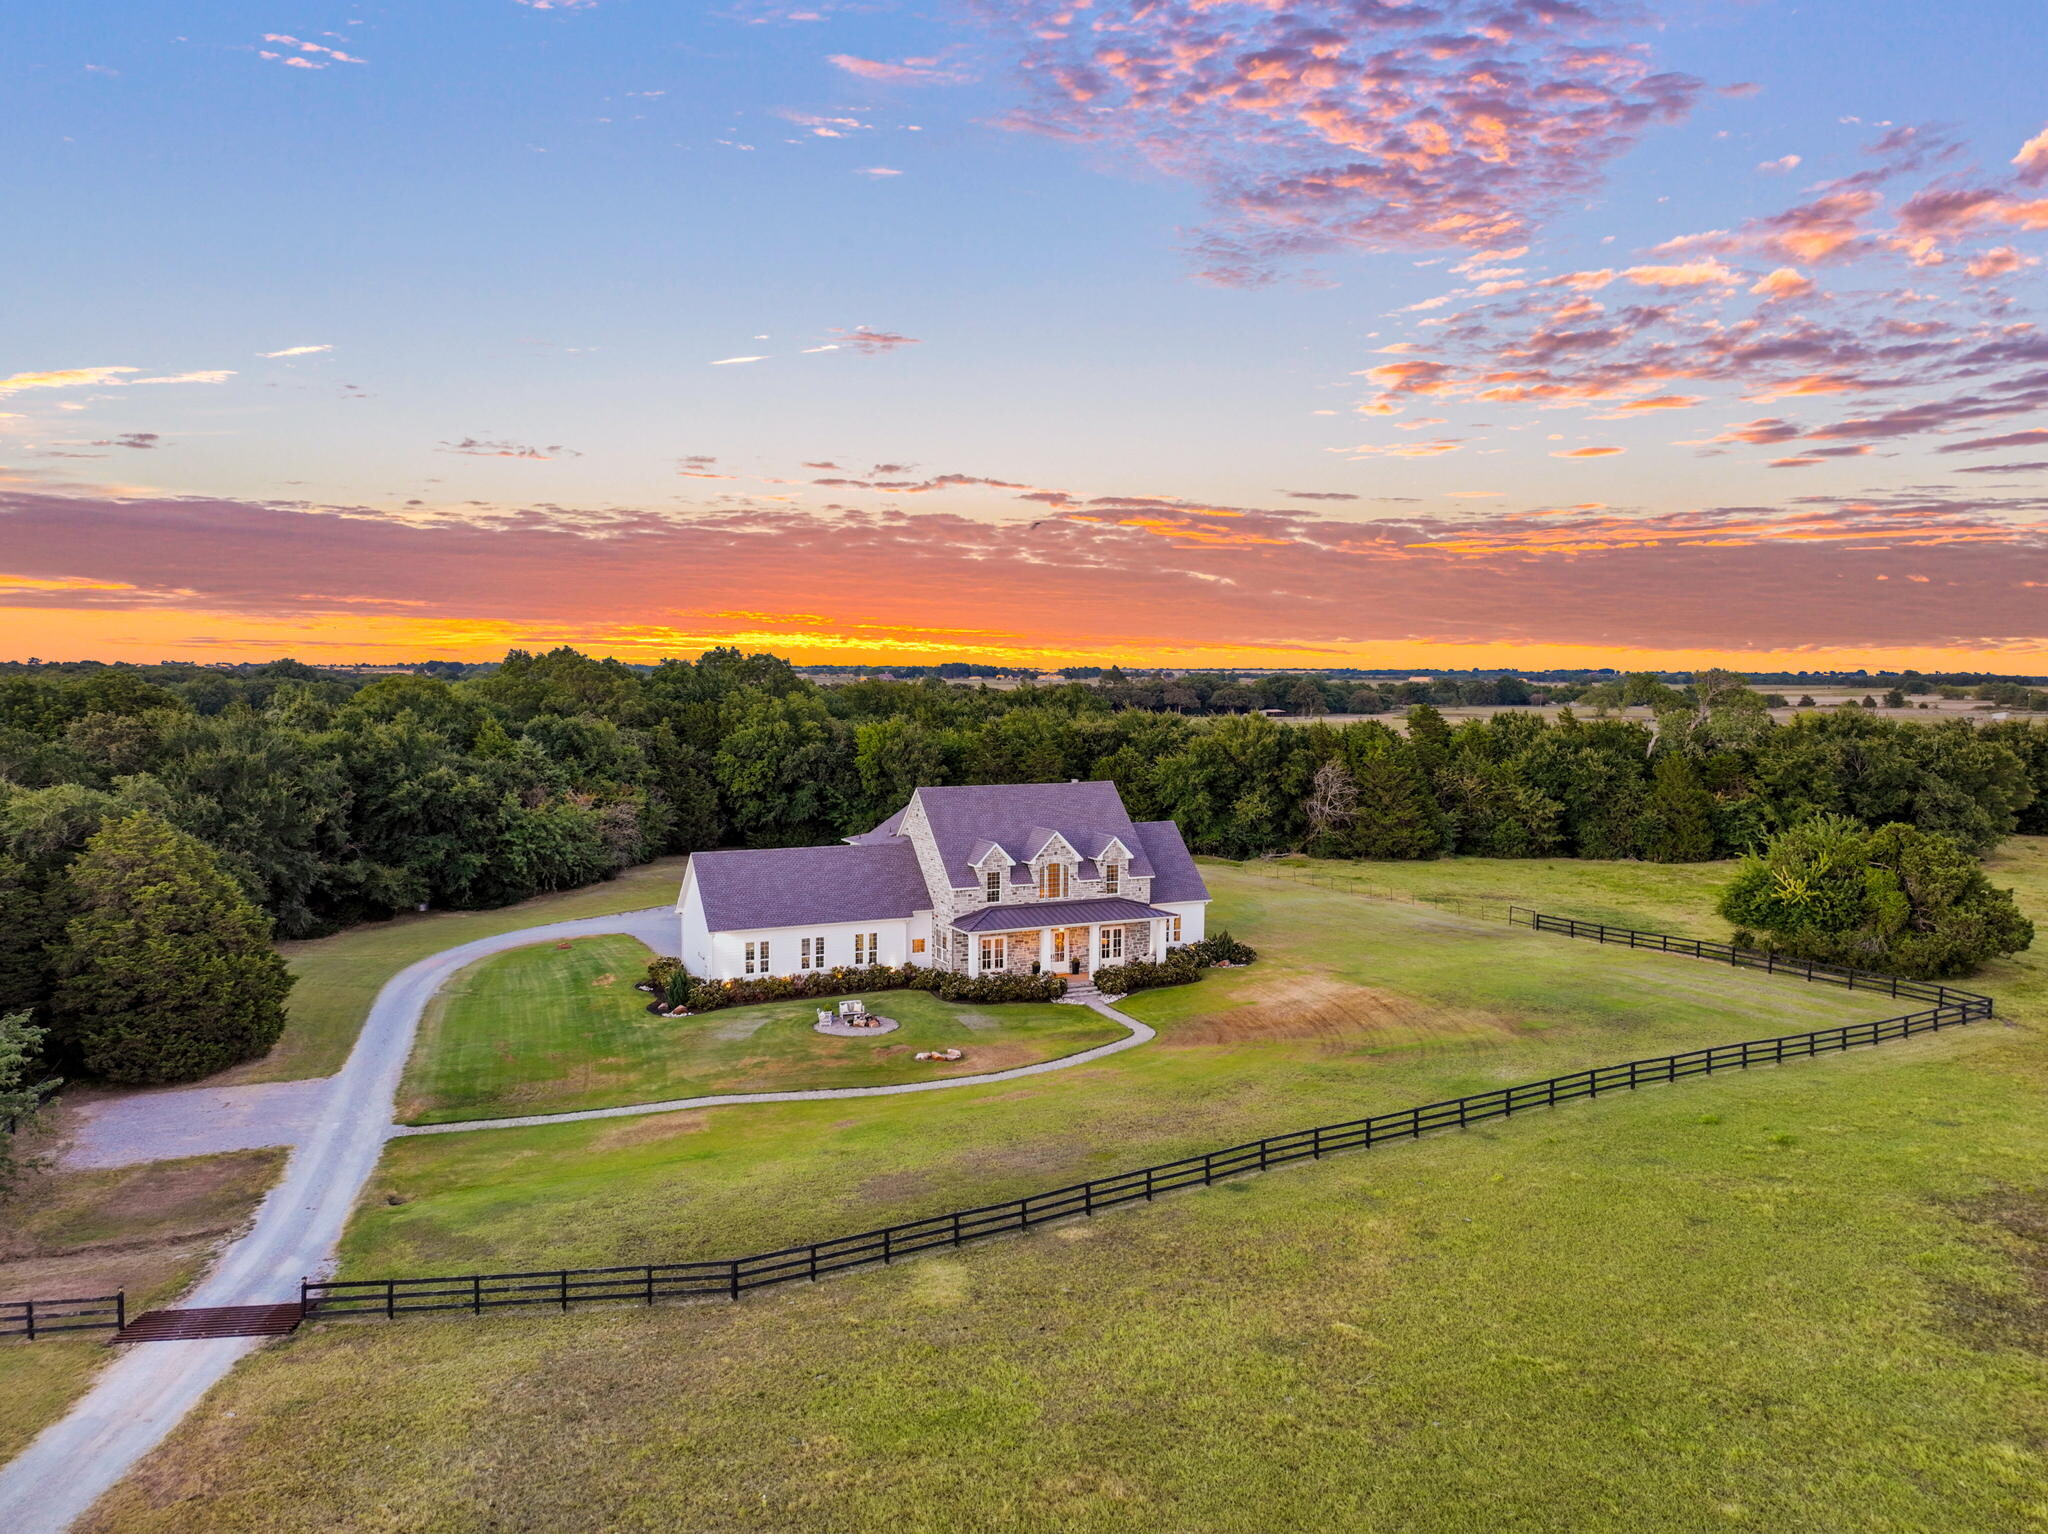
[259,344,332,358]
[438,437,582,460]
[257,34,366,69]
[827,54,968,85]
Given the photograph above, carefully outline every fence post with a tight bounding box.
[883,1228,894,1265]
[1145,1165,1157,1200]
[953,1210,965,1244]
[729,1262,741,1302]
[116,1292,126,1333]
[24,1299,33,1343]
[644,1268,654,1306]
[1203,1152,1215,1185]
[559,1271,570,1312]
[474,1275,484,1315]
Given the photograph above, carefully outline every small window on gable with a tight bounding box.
[1102,861,1121,894]
[985,867,1002,901]
[1038,862,1068,899]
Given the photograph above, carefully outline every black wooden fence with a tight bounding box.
[1505,908,1988,1008]
[301,912,1994,1325]
[1,1293,125,1341]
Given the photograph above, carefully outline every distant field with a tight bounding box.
[225,856,690,1086]
[396,934,1124,1124]
[1269,697,2029,730]
[0,1149,285,1467]
[73,851,2048,1532]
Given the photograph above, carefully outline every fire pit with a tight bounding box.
[813,1008,899,1037]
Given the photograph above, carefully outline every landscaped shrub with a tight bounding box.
[1189,930,1258,966]
[1093,955,1203,995]
[915,968,1068,1004]
[672,962,1065,1014]
[644,956,682,993]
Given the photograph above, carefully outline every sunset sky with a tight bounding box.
[4,0,2045,671]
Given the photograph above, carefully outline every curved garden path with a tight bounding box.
[0,908,1153,1534]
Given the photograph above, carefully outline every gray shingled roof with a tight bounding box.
[950,896,1173,933]
[912,781,1156,889]
[1131,820,1208,904]
[689,842,929,932]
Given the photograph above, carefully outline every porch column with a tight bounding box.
[1088,922,1101,971]
[1153,917,1167,958]
[967,931,980,978]
[1039,927,1052,973]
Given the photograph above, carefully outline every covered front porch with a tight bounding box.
[948,896,1179,978]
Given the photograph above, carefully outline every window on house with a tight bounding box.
[910,937,926,954]
[1038,862,1068,899]
[1102,862,1121,894]
[799,935,829,971]
[979,935,1008,971]
[1168,915,1183,944]
[854,932,878,965]
[745,939,770,975]
[1099,927,1124,960]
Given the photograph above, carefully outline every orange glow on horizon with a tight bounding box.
[4,604,2040,675]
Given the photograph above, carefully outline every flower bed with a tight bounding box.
[643,959,1066,1014]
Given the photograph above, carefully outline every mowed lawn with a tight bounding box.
[222,855,692,1086]
[0,1148,286,1467]
[396,935,1126,1124]
[73,848,2048,1531]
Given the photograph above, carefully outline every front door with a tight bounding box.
[1052,927,1089,972]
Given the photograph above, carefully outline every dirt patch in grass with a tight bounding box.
[0,1149,287,1299]
[1941,1187,2048,1356]
[587,1112,712,1152]
[1161,974,1518,1051]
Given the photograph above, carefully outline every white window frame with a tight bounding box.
[799,934,830,972]
[854,932,878,965]
[1038,861,1068,899]
[985,867,1002,901]
[745,939,771,975]
[1099,926,1124,961]
[1102,862,1121,894]
[979,935,1008,972]
[1168,915,1182,944]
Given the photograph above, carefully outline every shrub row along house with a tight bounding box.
[677,781,1210,982]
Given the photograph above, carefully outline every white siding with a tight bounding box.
[704,918,915,981]
[1156,900,1208,947]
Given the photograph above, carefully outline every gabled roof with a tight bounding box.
[907,781,1158,889]
[1131,820,1209,904]
[688,842,929,932]
[843,807,906,846]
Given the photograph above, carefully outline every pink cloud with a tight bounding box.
[991,0,1702,283]
[2,479,2043,656]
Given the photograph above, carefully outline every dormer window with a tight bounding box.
[1038,862,1069,899]
[985,867,1002,901]
[1102,862,1121,894]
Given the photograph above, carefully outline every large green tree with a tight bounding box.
[1717,816,2033,978]
[0,1009,54,1194]
[52,812,294,1083]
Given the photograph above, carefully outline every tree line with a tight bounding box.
[1,649,2043,1087]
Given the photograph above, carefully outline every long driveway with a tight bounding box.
[0,910,1153,1534]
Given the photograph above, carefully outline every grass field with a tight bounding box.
[0,1149,286,1467]
[395,934,1125,1124]
[225,856,690,1085]
[70,846,2048,1531]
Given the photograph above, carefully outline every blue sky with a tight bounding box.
[2,1,2044,667]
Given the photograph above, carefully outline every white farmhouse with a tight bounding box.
[676,780,1209,982]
